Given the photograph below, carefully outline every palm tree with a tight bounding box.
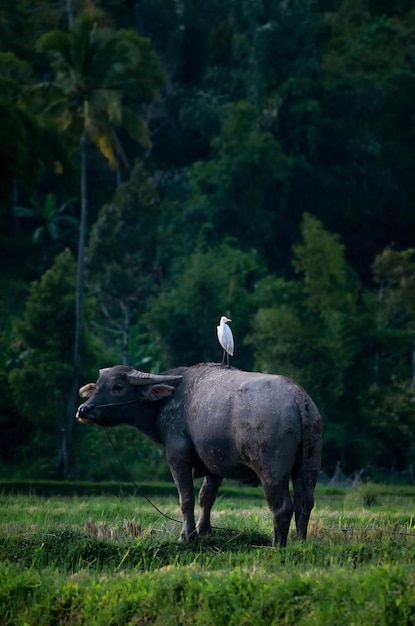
[14,194,78,266]
[36,9,164,477]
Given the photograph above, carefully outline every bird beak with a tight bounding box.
[227,318,232,322]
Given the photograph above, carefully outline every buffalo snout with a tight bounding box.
[76,403,94,423]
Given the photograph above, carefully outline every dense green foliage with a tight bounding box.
[0,487,414,624]
[1,0,415,480]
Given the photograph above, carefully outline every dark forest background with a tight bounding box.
[1,0,415,483]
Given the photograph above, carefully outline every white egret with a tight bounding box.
[217,316,234,367]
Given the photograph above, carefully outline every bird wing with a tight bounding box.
[217,323,234,355]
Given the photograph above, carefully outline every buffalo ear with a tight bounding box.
[141,384,176,402]
[79,383,97,398]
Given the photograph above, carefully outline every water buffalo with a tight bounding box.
[76,363,322,546]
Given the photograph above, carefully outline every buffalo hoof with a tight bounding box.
[196,523,212,536]
[178,530,198,542]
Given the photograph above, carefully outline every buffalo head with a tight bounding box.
[76,366,183,426]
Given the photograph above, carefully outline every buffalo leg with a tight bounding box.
[262,477,294,547]
[196,474,223,535]
[292,464,318,541]
[168,462,197,541]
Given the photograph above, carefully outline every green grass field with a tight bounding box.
[1,482,414,624]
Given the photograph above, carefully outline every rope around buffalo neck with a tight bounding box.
[90,398,139,409]
[103,426,183,526]
[103,426,235,536]
[82,396,180,523]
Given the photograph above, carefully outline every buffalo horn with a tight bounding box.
[79,383,97,398]
[126,369,183,386]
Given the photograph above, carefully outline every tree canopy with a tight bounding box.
[1,0,415,482]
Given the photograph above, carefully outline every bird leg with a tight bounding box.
[221,350,230,367]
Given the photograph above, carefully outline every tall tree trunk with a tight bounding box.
[66,0,74,28]
[57,134,87,478]
[373,280,384,385]
[412,337,415,392]
[121,302,130,365]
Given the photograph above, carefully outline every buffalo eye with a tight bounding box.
[111,383,124,392]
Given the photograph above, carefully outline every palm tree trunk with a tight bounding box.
[66,0,74,28]
[121,302,130,365]
[57,134,88,478]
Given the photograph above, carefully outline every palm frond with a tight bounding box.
[95,131,117,169]
[34,8,163,158]
[122,107,149,147]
